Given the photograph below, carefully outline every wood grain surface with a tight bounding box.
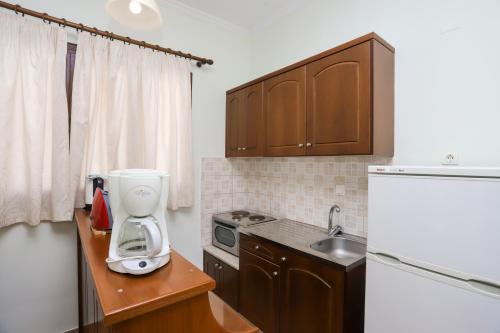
[75,209,215,325]
[76,209,258,332]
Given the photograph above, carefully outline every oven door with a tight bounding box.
[212,220,239,256]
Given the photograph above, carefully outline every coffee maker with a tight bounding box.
[106,169,170,275]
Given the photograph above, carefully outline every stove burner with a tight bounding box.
[248,215,266,221]
[231,210,250,217]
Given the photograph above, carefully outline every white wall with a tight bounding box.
[249,0,500,166]
[0,1,250,332]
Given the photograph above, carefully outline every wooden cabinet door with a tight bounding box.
[226,90,242,157]
[217,261,239,311]
[238,83,264,156]
[264,66,306,156]
[239,249,280,333]
[280,252,344,333]
[306,41,371,155]
[203,251,239,310]
[203,251,221,294]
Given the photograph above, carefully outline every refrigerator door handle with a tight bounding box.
[370,252,403,266]
[467,280,500,298]
[368,253,500,300]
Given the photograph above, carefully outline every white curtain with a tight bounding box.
[0,13,72,227]
[70,33,193,210]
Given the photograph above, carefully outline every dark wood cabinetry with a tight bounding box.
[306,41,371,155]
[264,67,306,156]
[239,233,365,333]
[226,91,241,156]
[226,83,264,157]
[239,249,280,333]
[226,32,394,157]
[279,249,344,333]
[203,251,239,310]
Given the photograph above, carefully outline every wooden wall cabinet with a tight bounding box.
[203,251,239,311]
[225,82,264,157]
[239,233,365,333]
[264,66,306,156]
[226,32,394,157]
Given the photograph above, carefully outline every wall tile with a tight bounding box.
[215,175,232,194]
[217,194,233,212]
[233,193,249,210]
[200,156,392,243]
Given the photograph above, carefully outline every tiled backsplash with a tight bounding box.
[200,156,392,246]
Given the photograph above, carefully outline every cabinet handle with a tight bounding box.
[272,271,278,277]
[254,245,260,250]
[242,147,246,151]
[306,142,312,147]
[214,263,219,268]
[297,143,304,148]
[281,257,287,262]
[237,147,242,151]
[218,265,223,270]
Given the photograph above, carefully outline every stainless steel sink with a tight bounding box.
[310,236,366,259]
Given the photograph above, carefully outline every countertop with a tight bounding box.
[203,245,239,270]
[239,218,366,271]
[74,209,216,326]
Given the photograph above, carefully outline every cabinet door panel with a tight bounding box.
[239,83,263,156]
[218,262,239,310]
[203,251,220,294]
[239,249,280,333]
[264,67,306,156]
[306,41,371,155]
[226,91,242,157]
[280,253,344,333]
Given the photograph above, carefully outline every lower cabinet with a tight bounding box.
[203,251,239,310]
[239,249,280,333]
[239,233,366,333]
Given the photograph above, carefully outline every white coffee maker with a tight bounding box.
[106,169,171,275]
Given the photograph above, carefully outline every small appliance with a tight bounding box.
[212,210,275,256]
[106,169,170,275]
[90,188,113,230]
[85,175,108,210]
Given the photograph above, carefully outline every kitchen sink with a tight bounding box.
[310,236,366,259]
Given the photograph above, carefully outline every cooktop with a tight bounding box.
[213,210,276,227]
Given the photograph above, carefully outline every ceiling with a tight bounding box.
[161,0,308,32]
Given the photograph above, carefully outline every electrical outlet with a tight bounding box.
[442,153,459,165]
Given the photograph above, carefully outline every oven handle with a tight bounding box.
[212,218,238,229]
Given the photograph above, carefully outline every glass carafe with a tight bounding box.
[117,216,162,258]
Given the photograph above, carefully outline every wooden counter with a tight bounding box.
[75,209,257,333]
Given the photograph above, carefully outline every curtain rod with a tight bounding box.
[0,0,214,67]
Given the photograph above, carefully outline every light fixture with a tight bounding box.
[128,1,142,15]
[106,0,162,30]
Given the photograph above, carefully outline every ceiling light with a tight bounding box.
[128,1,142,15]
[106,0,162,30]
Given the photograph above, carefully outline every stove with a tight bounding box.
[212,210,276,256]
[214,210,276,228]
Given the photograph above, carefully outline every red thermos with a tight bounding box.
[90,188,113,230]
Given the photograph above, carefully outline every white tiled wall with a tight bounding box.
[200,156,392,246]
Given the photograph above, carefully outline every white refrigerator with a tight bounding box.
[365,166,500,333]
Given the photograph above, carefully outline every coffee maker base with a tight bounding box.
[107,253,170,275]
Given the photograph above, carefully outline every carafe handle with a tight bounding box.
[142,219,162,256]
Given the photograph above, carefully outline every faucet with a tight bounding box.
[328,204,343,236]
